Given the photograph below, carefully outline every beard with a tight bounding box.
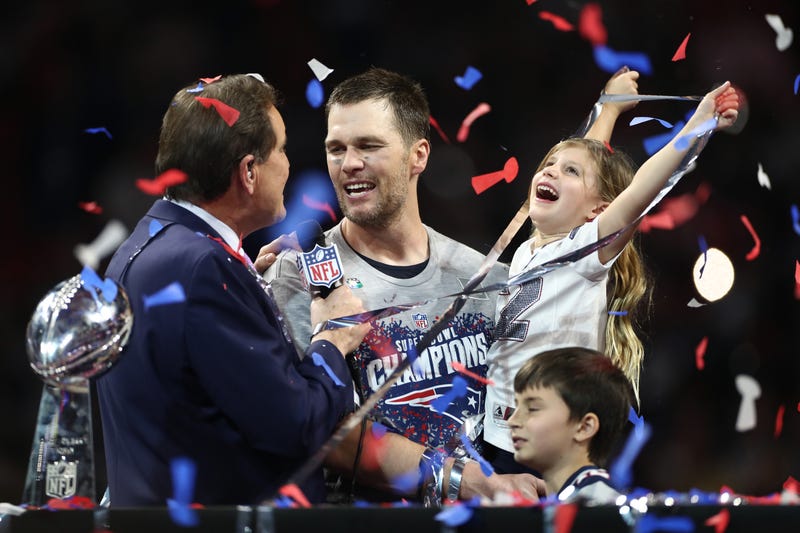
[336,168,409,229]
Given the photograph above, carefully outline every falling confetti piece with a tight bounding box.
[143,281,186,310]
[637,514,694,533]
[695,336,708,370]
[784,476,800,494]
[167,457,199,528]
[674,117,717,150]
[306,79,325,108]
[199,75,222,84]
[756,162,772,190]
[704,508,730,533]
[525,0,537,5]
[456,102,491,142]
[279,483,311,508]
[149,219,164,237]
[609,413,651,490]
[459,433,494,476]
[603,141,614,153]
[429,116,451,144]
[608,310,628,316]
[775,404,786,438]
[307,58,334,81]
[643,121,685,155]
[740,215,761,261]
[735,374,761,432]
[578,3,606,46]
[639,182,710,233]
[78,201,103,215]
[698,235,708,277]
[539,11,574,32]
[454,66,483,90]
[84,127,112,139]
[432,376,468,414]
[471,156,519,194]
[302,194,338,222]
[765,14,793,51]
[186,83,204,93]
[136,168,189,196]
[390,470,420,494]
[371,422,388,439]
[795,261,800,300]
[794,74,800,95]
[628,407,645,432]
[311,352,346,387]
[452,361,495,386]
[435,504,474,527]
[74,219,129,270]
[791,205,800,235]
[194,97,240,126]
[672,33,691,61]
[81,265,118,304]
[554,503,578,533]
[593,45,653,75]
[629,116,674,128]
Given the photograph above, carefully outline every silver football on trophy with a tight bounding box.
[26,273,133,392]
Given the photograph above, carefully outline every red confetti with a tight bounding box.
[78,201,103,215]
[279,483,311,508]
[603,141,614,153]
[740,214,761,261]
[456,102,491,142]
[794,261,800,300]
[783,476,800,494]
[45,495,95,509]
[639,182,710,233]
[471,156,519,195]
[554,503,578,533]
[539,11,574,32]
[672,33,691,62]
[429,115,451,144]
[199,75,222,84]
[194,97,241,127]
[704,508,730,533]
[136,169,189,196]
[525,0,537,5]
[302,194,338,222]
[774,404,786,438]
[578,3,607,46]
[452,361,495,386]
[695,336,708,371]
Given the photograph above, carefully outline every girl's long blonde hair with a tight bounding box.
[532,138,650,404]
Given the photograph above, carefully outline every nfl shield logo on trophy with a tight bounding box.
[413,313,429,329]
[300,244,344,288]
[46,459,77,499]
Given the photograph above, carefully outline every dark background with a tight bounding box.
[2,0,799,503]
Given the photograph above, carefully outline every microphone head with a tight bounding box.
[295,220,325,252]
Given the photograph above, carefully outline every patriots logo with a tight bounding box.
[298,243,343,288]
[412,313,428,328]
[385,384,481,423]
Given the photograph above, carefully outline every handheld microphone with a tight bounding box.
[295,220,343,299]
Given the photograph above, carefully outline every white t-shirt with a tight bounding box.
[484,218,617,452]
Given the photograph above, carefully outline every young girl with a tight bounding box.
[483,82,739,472]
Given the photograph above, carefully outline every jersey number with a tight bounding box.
[494,278,543,342]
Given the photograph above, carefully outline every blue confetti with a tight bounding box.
[698,235,708,277]
[143,281,186,310]
[80,265,118,303]
[642,121,684,155]
[454,66,483,90]
[390,470,419,493]
[84,127,112,139]
[593,45,653,75]
[794,74,800,95]
[431,376,468,414]
[435,504,474,527]
[149,219,164,237]
[167,457,199,527]
[609,416,651,490]
[636,514,694,533]
[459,433,494,477]
[608,310,628,316]
[371,421,388,439]
[628,406,644,432]
[273,495,295,508]
[674,118,717,150]
[306,79,325,108]
[791,205,800,236]
[311,352,346,387]
[629,116,674,129]
[186,83,204,93]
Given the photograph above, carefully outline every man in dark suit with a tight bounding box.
[97,74,369,506]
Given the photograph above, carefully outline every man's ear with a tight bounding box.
[574,412,599,444]
[409,139,430,176]
[238,154,256,194]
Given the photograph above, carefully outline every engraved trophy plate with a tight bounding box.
[22,271,132,506]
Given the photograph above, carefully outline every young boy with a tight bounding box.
[507,347,636,503]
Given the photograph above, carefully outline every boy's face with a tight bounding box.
[508,385,577,472]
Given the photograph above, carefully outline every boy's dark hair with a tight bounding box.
[513,347,636,466]
[158,74,280,203]
[325,67,430,147]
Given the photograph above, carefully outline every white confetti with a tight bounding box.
[765,14,793,52]
[74,219,128,270]
[734,374,761,432]
[307,58,334,81]
[687,298,705,308]
[757,162,772,190]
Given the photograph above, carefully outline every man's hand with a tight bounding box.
[456,460,545,502]
[254,233,300,274]
[310,285,371,355]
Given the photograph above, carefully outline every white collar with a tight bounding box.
[169,198,241,252]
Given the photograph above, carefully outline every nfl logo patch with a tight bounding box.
[413,313,428,328]
[299,244,343,288]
